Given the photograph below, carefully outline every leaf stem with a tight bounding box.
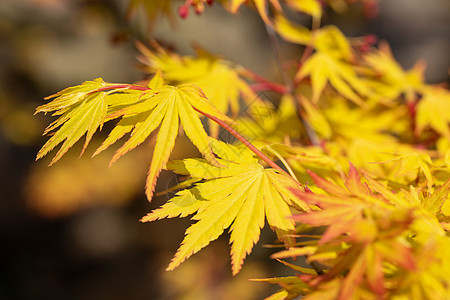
[250,82,288,94]
[194,107,289,176]
[264,145,299,182]
[90,83,292,177]
[243,69,288,94]
[88,84,150,95]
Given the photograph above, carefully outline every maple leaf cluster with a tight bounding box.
[36,0,449,299]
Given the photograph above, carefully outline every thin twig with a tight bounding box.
[265,23,295,94]
[296,16,321,79]
[87,84,149,95]
[264,20,320,145]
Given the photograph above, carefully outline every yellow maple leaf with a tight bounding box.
[37,73,233,201]
[295,27,371,105]
[274,14,311,45]
[296,52,368,105]
[319,98,421,181]
[362,42,425,102]
[95,73,233,199]
[377,152,434,189]
[416,86,450,140]
[142,138,309,275]
[285,0,322,19]
[137,42,256,137]
[36,78,145,165]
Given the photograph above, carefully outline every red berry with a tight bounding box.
[178,5,189,18]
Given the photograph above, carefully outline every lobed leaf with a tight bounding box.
[36,79,147,165]
[141,188,206,222]
[274,14,311,45]
[229,174,266,275]
[416,86,450,140]
[37,74,233,201]
[137,42,255,137]
[145,97,179,199]
[167,171,259,273]
[297,52,368,105]
[146,139,309,274]
[37,92,107,165]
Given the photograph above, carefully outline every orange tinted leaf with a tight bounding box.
[306,170,347,196]
[364,245,385,297]
[338,253,365,300]
[345,163,367,195]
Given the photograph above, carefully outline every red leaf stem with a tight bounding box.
[89,84,150,94]
[194,107,289,176]
[250,82,288,94]
[87,83,291,177]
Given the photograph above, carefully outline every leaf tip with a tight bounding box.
[145,171,159,202]
[166,254,184,272]
[231,265,242,276]
[139,214,153,223]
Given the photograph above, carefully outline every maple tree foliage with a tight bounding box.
[143,138,309,275]
[36,0,450,299]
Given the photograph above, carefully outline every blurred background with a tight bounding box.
[0,0,448,299]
